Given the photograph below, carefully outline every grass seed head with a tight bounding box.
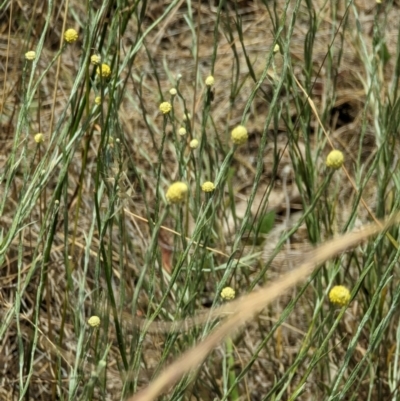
[329,285,350,306]
[166,182,188,204]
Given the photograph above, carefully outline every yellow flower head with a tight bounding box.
[91,54,101,65]
[231,125,248,146]
[326,149,344,169]
[178,127,187,136]
[201,181,215,193]
[183,113,191,121]
[205,75,215,86]
[166,182,188,204]
[95,96,102,105]
[189,139,199,149]
[96,63,112,79]
[34,133,44,143]
[273,44,280,54]
[169,88,177,96]
[25,51,36,61]
[329,285,351,307]
[159,101,172,114]
[64,28,78,44]
[88,315,101,327]
[221,287,235,301]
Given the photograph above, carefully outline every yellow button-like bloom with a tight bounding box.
[189,139,199,149]
[221,287,235,300]
[273,44,280,54]
[201,181,215,193]
[64,28,78,44]
[166,182,188,204]
[169,88,177,96]
[329,285,351,306]
[34,133,44,143]
[326,150,344,169]
[159,101,172,114]
[88,315,101,327]
[205,75,215,86]
[231,125,248,145]
[96,63,112,79]
[95,96,101,105]
[25,51,36,61]
[91,54,101,65]
[178,127,187,136]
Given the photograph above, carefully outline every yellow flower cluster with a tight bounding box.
[34,133,44,143]
[95,96,101,105]
[91,54,101,65]
[189,139,199,149]
[201,181,215,193]
[329,285,350,307]
[159,101,172,114]
[25,51,36,61]
[221,287,235,300]
[326,150,344,169]
[178,127,186,136]
[96,63,111,79]
[166,182,188,204]
[64,28,78,44]
[205,75,215,86]
[231,125,248,145]
[88,315,100,327]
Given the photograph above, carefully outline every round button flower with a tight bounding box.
[95,96,102,105]
[201,181,215,193]
[273,44,280,54]
[96,63,112,79]
[221,287,235,301]
[34,133,44,143]
[169,88,177,96]
[189,139,199,149]
[231,125,248,146]
[326,150,344,169]
[25,51,36,61]
[205,75,215,86]
[166,182,188,204]
[91,54,101,65]
[64,28,78,44]
[178,127,187,136]
[329,285,351,307]
[88,315,101,327]
[159,101,172,114]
